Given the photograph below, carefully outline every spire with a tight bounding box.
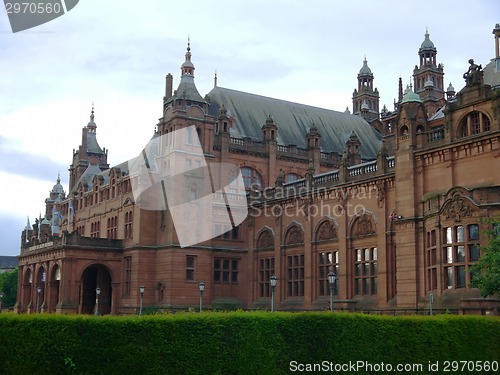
[181,37,195,76]
[398,77,403,103]
[87,103,96,131]
[214,70,217,87]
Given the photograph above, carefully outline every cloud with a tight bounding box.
[0,136,67,180]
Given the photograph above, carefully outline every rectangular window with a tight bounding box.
[318,251,338,296]
[456,266,466,288]
[469,224,479,240]
[186,256,196,281]
[214,258,221,282]
[354,247,377,295]
[215,224,240,240]
[214,258,238,284]
[124,211,133,239]
[441,225,479,290]
[456,226,464,243]
[90,221,100,238]
[107,216,118,239]
[456,245,465,262]
[446,246,453,263]
[469,245,480,261]
[445,267,453,289]
[425,230,438,291]
[471,112,480,135]
[258,257,275,298]
[124,256,132,296]
[185,127,192,144]
[287,254,304,297]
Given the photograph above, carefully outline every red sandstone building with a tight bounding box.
[16,26,500,315]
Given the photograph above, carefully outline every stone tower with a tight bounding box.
[413,29,446,116]
[352,57,380,121]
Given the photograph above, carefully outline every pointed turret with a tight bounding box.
[164,39,206,110]
[69,106,109,192]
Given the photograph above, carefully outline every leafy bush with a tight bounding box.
[0,312,498,374]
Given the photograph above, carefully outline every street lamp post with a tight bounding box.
[198,281,205,313]
[95,287,101,316]
[36,286,42,313]
[270,275,277,312]
[429,293,434,316]
[327,270,337,312]
[139,285,145,315]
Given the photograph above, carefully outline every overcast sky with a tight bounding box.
[0,0,498,256]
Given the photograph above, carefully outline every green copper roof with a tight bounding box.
[207,86,382,159]
[401,86,423,104]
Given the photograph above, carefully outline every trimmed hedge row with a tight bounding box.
[0,312,498,374]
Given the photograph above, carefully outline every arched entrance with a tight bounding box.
[49,265,61,312]
[80,264,112,315]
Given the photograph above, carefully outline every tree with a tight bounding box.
[469,221,500,297]
[0,267,18,309]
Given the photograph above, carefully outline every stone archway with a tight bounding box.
[80,264,112,315]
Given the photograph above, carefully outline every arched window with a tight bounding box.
[240,167,264,190]
[400,125,409,136]
[315,219,339,298]
[458,111,491,138]
[351,213,377,296]
[284,224,305,298]
[257,229,274,249]
[285,173,301,183]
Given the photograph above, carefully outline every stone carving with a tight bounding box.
[275,169,285,187]
[285,225,304,245]
[443,193,472,222]
[316,220,337,242]
[463,59,483,87]
[376,180,386,208]
[272,205,282,224]
[257,229,274,248]
[354,213,375,237]
[301,198,312,219]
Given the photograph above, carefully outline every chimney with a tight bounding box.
[165,73,173,98]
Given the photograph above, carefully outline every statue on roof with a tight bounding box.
[463,59,483,87]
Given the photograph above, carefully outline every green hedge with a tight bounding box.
[0,312,498,374]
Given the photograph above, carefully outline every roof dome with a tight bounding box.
[447,82,455,92]
[424,79,434,88]
[359,58,372,75]
[401,85,423,104]
[420,29,436,51]
[51,175,65,195]
[361,100,369,110]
